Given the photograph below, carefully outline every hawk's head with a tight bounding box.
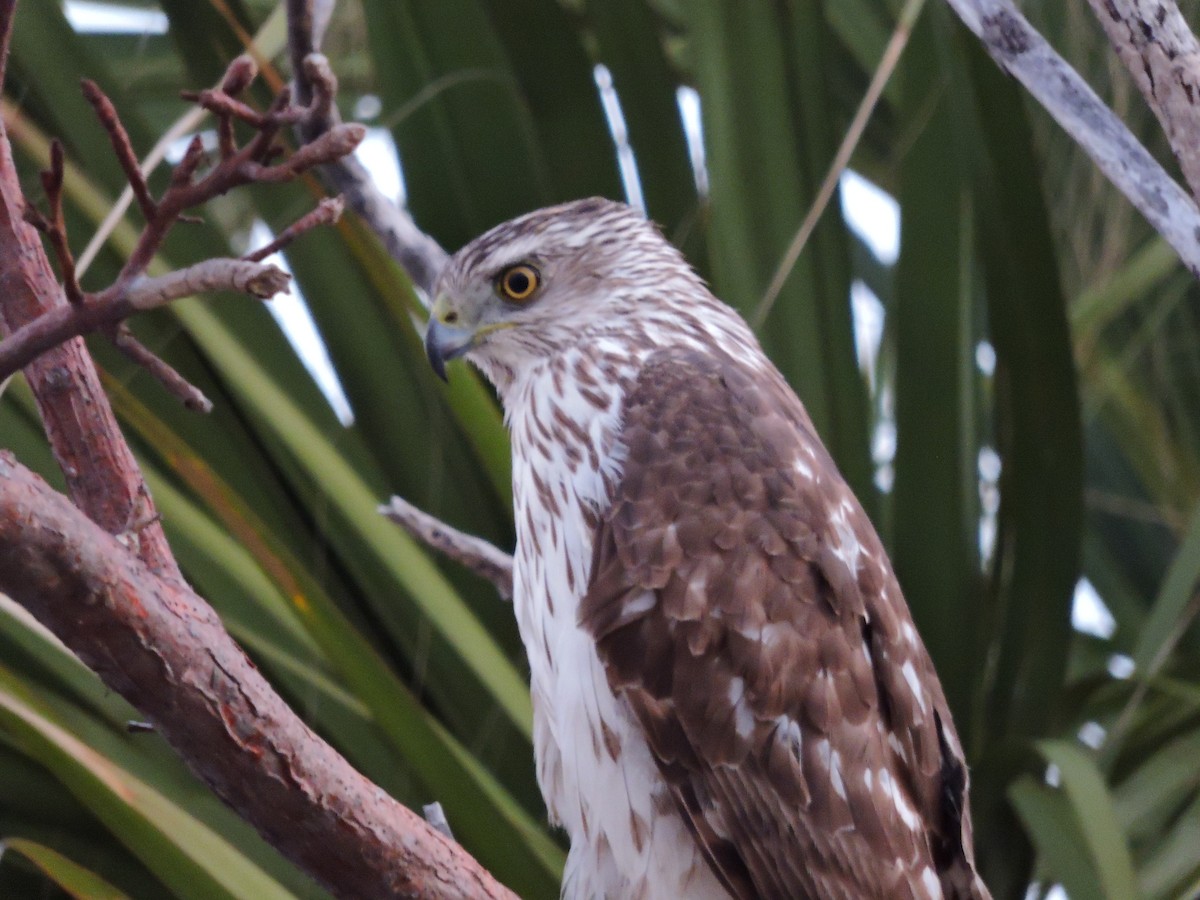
[424,197,688,383]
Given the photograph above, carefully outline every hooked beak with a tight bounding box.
[424,295,476,382]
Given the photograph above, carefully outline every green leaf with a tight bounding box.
[0,839,130,900]
[1132,500,1200,678]
[584,0,700,235]
[1037,740,1139,900]
[683,0,873,502]
[1010,775,1110,900]
[0,668,298,900]
[891,3,982,732]
[168,302,534,738]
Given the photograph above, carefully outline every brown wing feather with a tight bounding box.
[581,348,987,900]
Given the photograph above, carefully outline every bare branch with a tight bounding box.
[245,195,344,262]
[109,325,213,413]
[0,454,518,900]
[81,79,158,222]
[0,101,180,580]
[0,61,357,409]
[101,61,365,286]
[942,0,1200,276]
[380,496,514,600]
[1085,0,1200,205]
[286,4,449,296]
[37,140,85,305]
[0,258,290,382]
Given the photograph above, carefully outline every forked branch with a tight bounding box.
[0,55,362,408]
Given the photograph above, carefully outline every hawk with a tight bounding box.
[425,198,989,900]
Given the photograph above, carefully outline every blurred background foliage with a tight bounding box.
[0,0,1197,897]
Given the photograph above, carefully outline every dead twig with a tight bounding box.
[0,258,291,385]
[25,140,84,305]
[0,54,362,407]
[109,326,213,413]
[245,195,343,262]
[287,0,448,296]
[380,496,514,600]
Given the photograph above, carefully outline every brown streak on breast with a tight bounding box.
[600,718,622,762]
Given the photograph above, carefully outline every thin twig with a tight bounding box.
[109,325,212,413]
[244,196,344,262]
[81,79,157,222]
[753,0,925,329]
[380,496,514,600]
[37,140,85,305]
[85,55,362,295]
[4,55,352,410]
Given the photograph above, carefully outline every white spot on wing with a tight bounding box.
[728,677,754,739]
[828,499,863,576]
[761,622,788,650]
[901,660,928,714]
[817,737,848,803]
[878,768,920,830]
[623,591,656,617]
[775,716,802,758]
[921,866,943,900]
[830,749,847,801]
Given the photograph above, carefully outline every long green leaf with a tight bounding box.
[684,0,873,501]
[170,302,534,737]
[0,839,130,900]
[1131,500,1200,677]
[1010,776,1109,900]
[891,3,981,732]
[0,668,298,900]
[1038,740,1139,900]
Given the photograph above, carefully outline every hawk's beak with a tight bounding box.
[425,295,476,382]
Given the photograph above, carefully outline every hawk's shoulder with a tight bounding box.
[580,346,984,899]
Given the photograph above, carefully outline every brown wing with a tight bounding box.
[580,348,986,900]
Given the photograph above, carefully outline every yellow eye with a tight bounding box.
[497,264,540,303]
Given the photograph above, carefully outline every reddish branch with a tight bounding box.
[0,9,179,577]
[0,54,363,408]
[0,259,291,392]
[0,454,518,900]
[0,3,515,892]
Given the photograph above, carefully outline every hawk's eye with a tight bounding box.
[497,264,540,303]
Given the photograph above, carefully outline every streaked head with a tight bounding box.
[424,198,685,384]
